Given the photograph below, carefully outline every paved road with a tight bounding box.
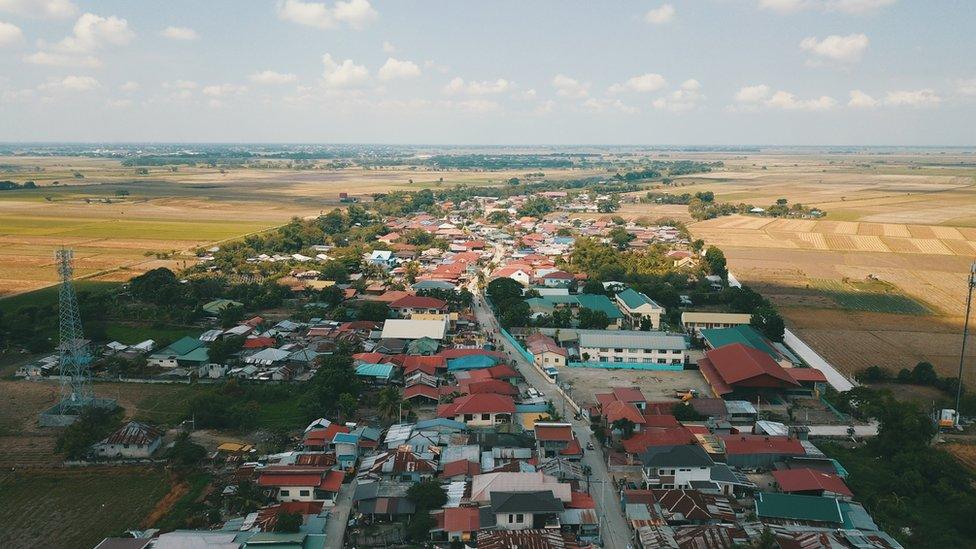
[470,283,631,549]
[324,480,357,549]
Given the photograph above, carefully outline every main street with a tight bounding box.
[469,279,631,549]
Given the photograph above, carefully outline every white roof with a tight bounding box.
[681,312,752,325]
[380,319,448,340]
[244,348,291,364]
[469,472,572,503]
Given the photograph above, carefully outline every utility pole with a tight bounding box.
[955,261,976,418]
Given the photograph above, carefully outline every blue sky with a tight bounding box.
[0,0,974,145]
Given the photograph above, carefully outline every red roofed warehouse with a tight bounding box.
[698,343,800,398]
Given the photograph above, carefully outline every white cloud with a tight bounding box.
[424,60,449,74]
[39,74,99,92]
[202,83,246,97]
[23,50,100,67]
[382,41,395,53]
[582,98,638,114]
[160,26,197,41]
[552,74,589,98]
[533,100,556,115]
[276,0,377,30]
[119,80,139,92]
[608,73,667,94]
[954,78,976,97]
[735,84,771,103]
[514,88,537,100]
[0,0,76,18]
[443,77,511,95]
[652,79,704,112]
[644,4,675,24]
[767,90,836,110]
[1,87,34,102]
[107,98,132,108]
[883,89,940,107]
[165,79,197,89]
[321,53,369,88]
[377,57,420,81]
[759,0,895,14]
[800,33,868,63]
[734,84,835,111]
[53,13,134,53]
[847,89,877,108]
[249,70,298,85]
[0,20,22,46]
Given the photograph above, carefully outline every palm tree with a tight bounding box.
[376,386,402,422]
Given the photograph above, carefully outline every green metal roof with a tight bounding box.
[161,336,204,356]
[616,288,656,309]
[700,325,777,357]
[355,362,395,379]
[576,294,624,320]
[755,492,843,524]
[179,346,210,364]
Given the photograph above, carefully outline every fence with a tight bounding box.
[499,327,535,363]
[567,361,685,371]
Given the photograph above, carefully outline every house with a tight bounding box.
[640,445,715,490]
[720,434,806,469]
[538,270,574,288]
[526,333,567,369]
[380,319,448,340]
[492,265,533,286]
[477,530,581,549]
[534,422,582,461]
[368,250,396,269]
[147,336,208,369]
[615,288,665,329]
[491,491,565,531]
[697,343,800,399]
[257,466,345,505]
[681,312,753,337]
[389,295,449,318]
[92,421,163,459]
[577,331,687,367]
[431,507,481,542]
[355,362,396,385]
[437,393,515,427]
[470,472,573,504]
[754,492,846,527]
[772,468,852,498]
[353,481,416,518]
[359,447,437,482]
[202,298,243,315]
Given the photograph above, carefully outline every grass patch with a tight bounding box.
[0,280,121,313]
[809,278,931,315]
[102,322,200,347]
[0,467,171,549]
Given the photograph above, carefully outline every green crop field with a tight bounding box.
[810,279,932,315]
[0,467,171,549]
[0,280,122,313]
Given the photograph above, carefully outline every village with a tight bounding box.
[15,188,903,549]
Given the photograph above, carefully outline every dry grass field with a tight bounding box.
[674,154,976,383]
[0,156,602,298]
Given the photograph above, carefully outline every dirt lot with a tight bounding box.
[557,366,712,406]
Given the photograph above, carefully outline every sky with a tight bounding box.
[0,0,974,145]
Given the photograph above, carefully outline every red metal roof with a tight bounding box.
[604,400,646,425]
[99,421,163,446]
[442,507,480,533]
[437,393,515,417]
[243,337,276,350]
[485,364,519,379]
[569,491,595,509]
[703,343,800,388]
[404,384,439,401]
[440,459,481,479]
[318,470,345,492]
[622,428,696,454]
[303,424,350,445]
[389,295,448,309]
[535,423,574,442]
[258,472,325,487]
[772,468,852,497]
[787,368,828,383]
[465,379,518,396]
[402,355,447,374]
[720,435,806,456]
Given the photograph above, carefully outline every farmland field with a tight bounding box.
[674,153,976,383]
[0,467,172,549]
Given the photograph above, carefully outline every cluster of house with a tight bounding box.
[585,385,902,548]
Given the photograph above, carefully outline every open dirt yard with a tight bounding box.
[556,366,712,407]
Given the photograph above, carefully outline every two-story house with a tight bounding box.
[640,445,715,490]
[437,393,515,427]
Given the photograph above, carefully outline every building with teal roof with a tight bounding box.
[524,293,624,328]
[700,325,780,359]
[148,335,208,368]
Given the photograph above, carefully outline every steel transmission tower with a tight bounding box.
[55,248,93,412]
